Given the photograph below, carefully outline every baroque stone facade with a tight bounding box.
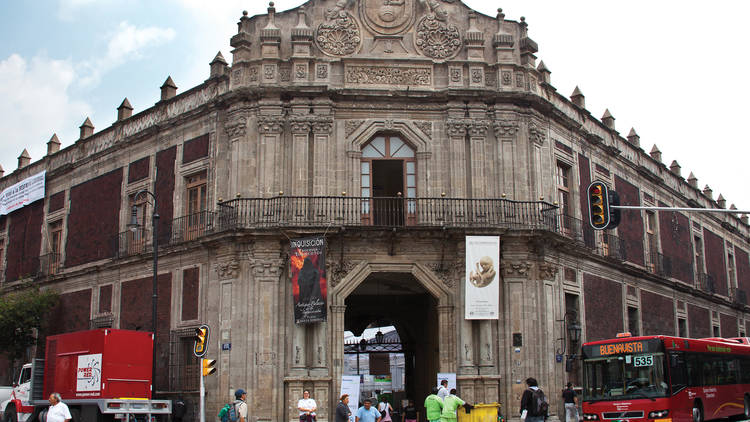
[1,1,749,422]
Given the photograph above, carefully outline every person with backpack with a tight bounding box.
[219,389,248,422]
[520,378,548,422]
[561,382,579,422]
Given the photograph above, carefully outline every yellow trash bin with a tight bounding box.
[457,402,501,422]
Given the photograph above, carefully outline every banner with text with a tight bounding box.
[465,235,500,319]
[0,171,45,215]
[290,236,327,323]
[340,375,361,422]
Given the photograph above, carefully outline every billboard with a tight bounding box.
[465,235,500,319]
[0,171,45,215]
[290,236,327,323]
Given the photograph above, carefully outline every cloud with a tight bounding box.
[0,54,91,174]
[79,21,176,87]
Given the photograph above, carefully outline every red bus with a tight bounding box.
[581,334,750,422]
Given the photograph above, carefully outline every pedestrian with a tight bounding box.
[562,383,578,422]
[45,393,72,422]
[298,390,318,422]
[336,394,352,422]
[378,397,393,422]
[437,380,449,401]
[440,389,465,422]
[520,378,548,422]
[355,399,382,422]
[424,387,444,422]
[402,399,418,422]
[234,388,248,422]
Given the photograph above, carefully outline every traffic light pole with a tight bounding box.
[611,205,750,214]
[200,358,205,422]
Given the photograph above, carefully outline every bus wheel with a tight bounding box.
[692,401,703,422]
[744,394,750,418]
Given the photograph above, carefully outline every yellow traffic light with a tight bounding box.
[202,358,217,376]
[588,181,610,230]
[194,326,208,357]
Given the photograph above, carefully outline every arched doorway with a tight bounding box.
[360,135,417,226]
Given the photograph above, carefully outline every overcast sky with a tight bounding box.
[1,0,748,211]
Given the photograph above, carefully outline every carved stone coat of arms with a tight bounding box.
[360,0,416,35]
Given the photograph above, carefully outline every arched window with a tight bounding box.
[360,135,416,226]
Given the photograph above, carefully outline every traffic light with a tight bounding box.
[193,325,209,357]
[201,358,217,376]
[608,190,621,229]
[588,181,610,230]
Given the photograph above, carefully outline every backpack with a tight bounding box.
[530,388,549,416]
[219,401,241,422]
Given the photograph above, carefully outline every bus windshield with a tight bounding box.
[583,353,668,401]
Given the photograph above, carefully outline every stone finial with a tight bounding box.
[0,164,4,178]
[160,76,177,101]
[730,203,737,210]
[602,109,615,130]
[571,86,585,108]
[117,98,133,121]
[717,194,726,209]
[291,7,314,57]
[465,11,485,61]
[537,61,551,84]
[649,144,662,163]
[47,133,61,155]
[260,1,281,58]
[18,149,31,169]
[669,160,681,177]
[79,117,94,139]
[493,8,514,63]
[742,214,749,225]
[231,11,253,63]
[703,185,713,200]
[627,128,640,147]
[209,51,229,79]
[687,172,698,188]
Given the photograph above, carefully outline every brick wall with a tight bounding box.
[736,247,750,302]
[720,314,737,337]
[703,228,727,296]
[65,168,123,267]
[687,304,710,338]
[583,273,623,341]
[5,200,44,281]
[181,267,199,321]
[99,284,112,313]
[48,191,65,213]
[120,273,172,389]
[182,134,209,164]
[614,176,644,266]
[640,290,674,335]
[128,157,150,183]
[578,154,595,248]
[48,289,92,335]
[155,147,176,245]
[658,206,694,285]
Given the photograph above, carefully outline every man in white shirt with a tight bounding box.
[437,380,449,401]
[234,389,248,422]
[46,393,72,422]
[298,390,317,421]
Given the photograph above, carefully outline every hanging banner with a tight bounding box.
[465,235,500,319]
[290,236,327,324]
[340,375,361,422]
[0,171,45,215]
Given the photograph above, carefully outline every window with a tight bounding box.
[713,326,720,337]
[128,194,147,254]
[728,252,736,289]
[627,306,640,336]
[169,330,201,391]
[646,211,657,271]
[678,318,687,338]
[694,236,705,278]
[48,221,63,274]
[185,172,208,240]
[556,162,572,231]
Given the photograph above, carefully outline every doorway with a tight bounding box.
[344,273,439,415]
[372,160,404,226]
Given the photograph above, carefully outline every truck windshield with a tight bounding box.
[583,353,668,401]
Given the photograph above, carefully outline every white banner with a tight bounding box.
[437,372,456,390]
[76,353,102,392]
[340,375,361,422]
[465,236,500,319]
[0,171,45,215]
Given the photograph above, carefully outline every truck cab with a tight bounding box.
[1,363,34,422]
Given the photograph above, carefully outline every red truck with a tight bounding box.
[2,329,171,422]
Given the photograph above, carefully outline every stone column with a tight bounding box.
[492,112,520,198]
[501,258,533,419]
[438,304,456,373]
[311,118,334,195]
[528,121,547,200]
[330,304,347,405]
[257,115,285,196]
[467,120,490,198]
[224,108,250,197]
[289,119,312,196]
[445,120,468,197]
[248,242,284,422]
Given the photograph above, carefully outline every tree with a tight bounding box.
[0,285,58,365]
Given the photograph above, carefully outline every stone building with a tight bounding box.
[1,0,749,421]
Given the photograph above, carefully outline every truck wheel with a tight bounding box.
[39,409,48,422]
[4,407,17,422]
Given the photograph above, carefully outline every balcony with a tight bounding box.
[38,253,62,276]
[697,272,715,294]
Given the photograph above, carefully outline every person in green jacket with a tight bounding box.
[440,389,466,422]
[424,387,444,422]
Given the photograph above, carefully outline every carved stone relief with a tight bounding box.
[316,2,362,56]
[225,109,249,139]
[327,260,359,288]
[257,116,285,135]
[280,66,291,82]
[345,65,432,86]
[345,120,366,137]
[502,71,511,86]
[450,67,462,83]
[316,64,329,79]
[471,69,483,84]
[492,121,519,138]
[295,64,307,79]
[215,259,240,279]
[249,67,259,82]
[502,261,532,277]
[360,0,416,36]
[528,123,546,146]
[515,73,524,88]
[414,1,462,60]
[264,64,276,80]
[413,121,432,137]
[538,264,559,280]
[485,70,496,88]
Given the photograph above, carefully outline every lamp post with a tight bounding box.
[129,190,159,397]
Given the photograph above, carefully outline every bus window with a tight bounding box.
[668,352,686,393]
[741,357,750,384]
[686,353,702,386]
[726,358,738,384]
